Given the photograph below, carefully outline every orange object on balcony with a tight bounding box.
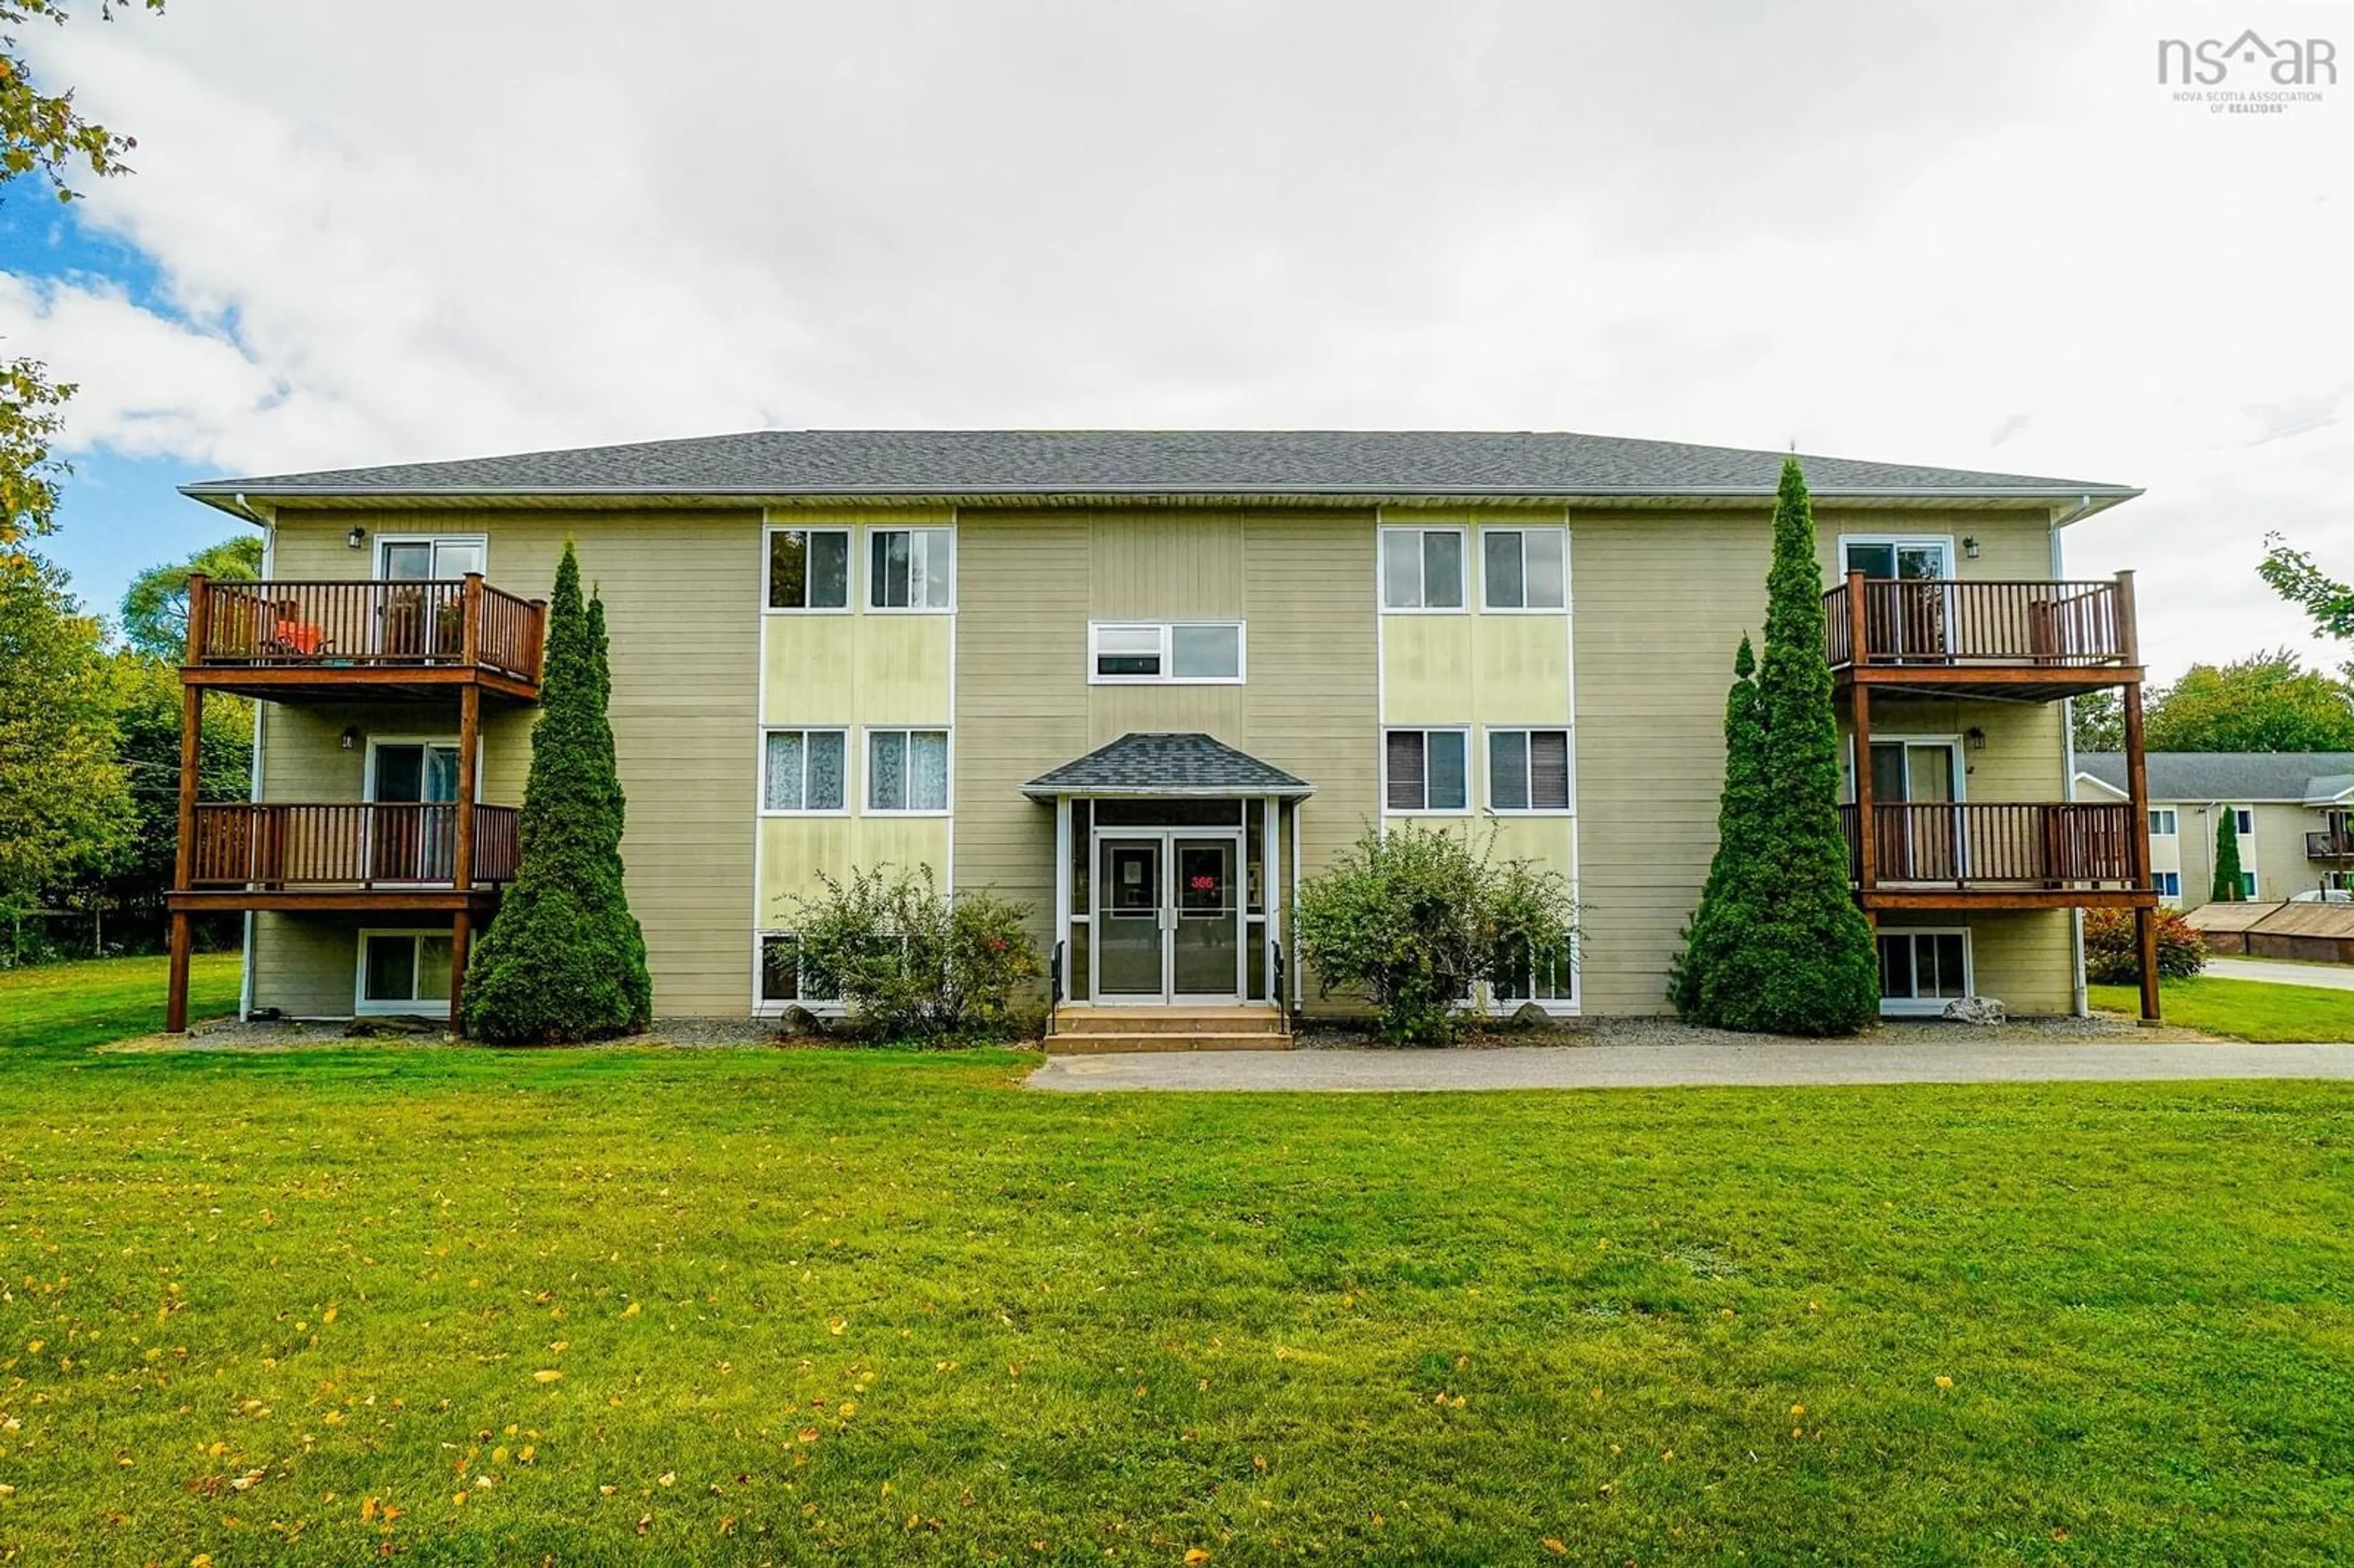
[274,618,327,657]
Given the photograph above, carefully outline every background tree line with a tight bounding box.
[1,534,260,961]
[2071,541,2354,756]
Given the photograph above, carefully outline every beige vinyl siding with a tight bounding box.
[248,913,368,1019]
[1570,503,2071,1014]
[250,507,760,1017]
[1880,911,2073,1014]
[952,508,1377,992]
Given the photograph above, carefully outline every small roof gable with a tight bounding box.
[1023,732,1313,801]
[2076,752,2354,804]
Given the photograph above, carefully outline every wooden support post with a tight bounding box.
[2114,569,2139,668]
[167,680,203,1033]
[1845,567,1871,669]
[460,572,483,669]
[166,913,192,1034]
[1852,679,1876,913]
[2122,669,2160,1025]
[455,682,480,894]
[448,910,471,1035]
[185,571,211,666]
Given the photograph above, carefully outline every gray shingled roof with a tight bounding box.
[183,430,2138,504]
[1024,732,1313,800]
[2078,752,2354,803]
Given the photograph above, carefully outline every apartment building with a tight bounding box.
[158,430,2160,1033]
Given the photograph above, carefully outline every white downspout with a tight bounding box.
[2054,504,2089,1016]
[235,494,272,1021]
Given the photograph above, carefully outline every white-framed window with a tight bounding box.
[766,527,851,611]
[1384,728,1469,813]
[756,932,839,1008]
[2230,806,2257,837]
[2149,808,2179,836]
[1486,728,1573,813]
[1876,928,1971,1015]
[2154,870,2182,900]
[1087,622,1246,683]
[377,535,486,580]
[355,929,452,1014]
[1493,933,1576,1007]
[762,728,848,813]
[1380,527,1466,611]
[866,728,950,813]
[868,527,954,611]
[1838,536,1953,580]
[2241,871,2260,899]
[1479,528,1567,611]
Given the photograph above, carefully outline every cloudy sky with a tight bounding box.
[3,0,2349,679]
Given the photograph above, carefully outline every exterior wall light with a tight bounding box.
[346,526,367,550]
[1962,536,1980,558]
[1967,726,1987,751]
[341,726,360,751]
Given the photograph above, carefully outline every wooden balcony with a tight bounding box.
[181,573,545,701]
[1839,802,2157,910]
[2307,829,2354,862]
[1824,573,2141,702]
[166,802,519,915]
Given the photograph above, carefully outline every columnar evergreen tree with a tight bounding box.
[463,544,653,1041]
[1669,637,1763,1018]
[2212,811,2245,904]
[1674,459,1881,1035]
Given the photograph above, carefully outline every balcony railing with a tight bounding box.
[187,803,520,889]
[186,576,545,685]
[2307,830,2354,862]
[1839,802,2139,889]
[1824,577,2133,669]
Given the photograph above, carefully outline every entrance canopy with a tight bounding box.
[1023,731,1314,802]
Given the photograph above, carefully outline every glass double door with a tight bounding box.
[1094,834,1242,1002]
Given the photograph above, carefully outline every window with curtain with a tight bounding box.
[868,729,950,812]
[869,527,954,609]
[1487,729,1572,811]
[1380,528,1466,610]
[1480,528,1567,609]
[1384,729,1468,812]
[763,729,847,812]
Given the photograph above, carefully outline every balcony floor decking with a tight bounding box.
[1836,662,2146,706]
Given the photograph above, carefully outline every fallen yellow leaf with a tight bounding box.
[621,1301,641,1318]
[533,1370,562,1384]
[1184,1551,1212,1566]
[1543,1540,1567,1556]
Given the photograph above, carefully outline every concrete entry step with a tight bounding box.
[1048,1004,1289,1052]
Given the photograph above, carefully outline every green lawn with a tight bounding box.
[0,951,242,1059]
[2092,973,2354,1041]
[1,967,2350,1562]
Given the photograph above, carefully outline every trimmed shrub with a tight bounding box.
[790,864,1042,1041]
[1295,823,1577,1046]
[463,543,653,1043]
[1672,458,1880,1035]
[2084,908,2208,984]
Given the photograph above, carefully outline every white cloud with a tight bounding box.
[1,0,2349,677]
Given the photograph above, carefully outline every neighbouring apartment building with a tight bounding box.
[2077,752,2354,908]
[159,430,2163,1033]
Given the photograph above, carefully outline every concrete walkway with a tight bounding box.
[1029,1039,2354,1092]
[2204,956,2354,991]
